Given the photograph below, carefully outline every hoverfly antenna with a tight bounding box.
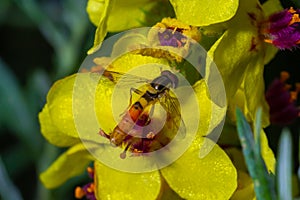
[161,70,179,88]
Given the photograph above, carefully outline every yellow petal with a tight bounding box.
[243,56,270,127]
[208,0,264,101]
[262,0,283,16]
[38,104,80,147]
[170,0,238,26]
[194,80,226,136]
[110,53,170,73]
[87,0,175,53]
[40,143,93,189]
[231,171,255,200]
[86,0,107,26]
[225,147,248,172]
[87,0,174,32]
[161,137,237,200]
[260,130,276,173]
[41,72,118,146]
[107,0,157,32]
[72,72,119,141]
[87,0,113,54]
[45,74,80,142]
[94,161,161,200]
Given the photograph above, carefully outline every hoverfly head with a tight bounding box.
[160,70,178,89]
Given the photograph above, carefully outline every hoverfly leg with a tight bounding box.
[129,87,144,103]
[120,143,131,159]
[146,131,155,139]
[98,129,110,139]
[149,104,155,118]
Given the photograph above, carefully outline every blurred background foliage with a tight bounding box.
[0,0,299,199]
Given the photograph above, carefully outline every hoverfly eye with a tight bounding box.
[155,84,165,91]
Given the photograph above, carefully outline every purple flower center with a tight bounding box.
[265,71,300,125]
[264,7,300,49]
[158,28,187,47]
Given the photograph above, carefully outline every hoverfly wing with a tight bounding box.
[159,91,186,139]
[102,70,151,85]
[89,70,151,85]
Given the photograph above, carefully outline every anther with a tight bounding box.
[280,71,290,82]
[87,183,95,193]
[75,187,85,199]
[87,167,93,174]
[288,7,296,14]
[295,83,300,92]
[264,39,273,44]
[288,14,300,25]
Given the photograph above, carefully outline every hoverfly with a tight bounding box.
[97,69,186,159]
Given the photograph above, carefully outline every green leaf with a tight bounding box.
[169,0,239,26]
[254,107,262,155]
[236,108,277,200]
[0,59,41,159]
[277,129,293,200]
[0,157,23,200]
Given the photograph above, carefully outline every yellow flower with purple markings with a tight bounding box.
[39,52,238,199]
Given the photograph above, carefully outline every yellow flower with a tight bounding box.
[39,53,238,199]
[86,0,175,54]
[207,0,282,126]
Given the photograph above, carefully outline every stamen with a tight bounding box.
[87,167,94,174]
[87,166,94,179]
[295,83,300,92]
[172,27,177,34]
[288,13,300,25]
[284,84,292,91]
[290,91,297,101]
[280,71,290,82]
[288,7,297,14]
[87,183,95,193]
[74,166,96,200]
[75,187,85,199]
[264,39,273,44]
[290,82,300,101]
